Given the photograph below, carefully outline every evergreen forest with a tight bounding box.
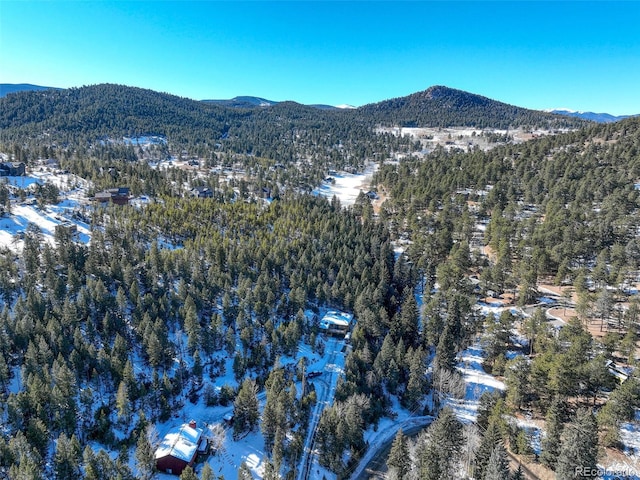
[0,84,638,480]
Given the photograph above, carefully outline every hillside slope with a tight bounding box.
[0,83,587,149]
[357,85,588,129]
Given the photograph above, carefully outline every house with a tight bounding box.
[365,190,378,200]
[55,222,77,237]
[319,310,353,336]
[190,186,213,198]
[0,162,26,176]
[94,191,113,204]
[155,421,207,475]
[606,360,631,383]
[109,187,130,205]
[93,187,130,205]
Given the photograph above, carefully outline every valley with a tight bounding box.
[0,84,638,480]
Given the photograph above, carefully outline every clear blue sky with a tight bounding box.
[1,1,639,115]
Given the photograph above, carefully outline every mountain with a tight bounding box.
[0,83,245,145]
[203,96,347,111]
[0,83,61,97]
[548,109,635,123]
[356,85,588,129]
[0,83,589,152]
[202,96,278,108]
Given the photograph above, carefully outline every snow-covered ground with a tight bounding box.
[0,171,92,251]
[151,330,347,480]
[620,409,640,459]
[0,202,91,250]
[313,163,378,206]
[604,409,640,478]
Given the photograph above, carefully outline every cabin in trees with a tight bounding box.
[190,186,213,198]
[155,421,207,475]
[55,222,77,237]
[319,310,353,336]
[0,162,26,176]
[93,187,130,205]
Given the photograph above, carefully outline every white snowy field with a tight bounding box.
[0,202,91,251]
[0,171,92,251]
[313,163,378,206]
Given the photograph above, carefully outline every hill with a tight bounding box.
[0,83,60,97]
[357,85,588,129]
[202,95,278,108]
[203,96,341,110]
[0,83,588,149]
[0,83,243,145]
[549,108,636,123]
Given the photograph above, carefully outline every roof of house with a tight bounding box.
[155,423,204,463]
[319,310,353,329]
[95,192,113,200]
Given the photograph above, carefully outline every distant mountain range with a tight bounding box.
[0,83,62,97]
[202,95,356,111]
[547,109,636,123]
[0,83,589,150]
[202,96,278,108]
[2,83,635,123]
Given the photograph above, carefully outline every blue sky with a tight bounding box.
[1,1,639,115]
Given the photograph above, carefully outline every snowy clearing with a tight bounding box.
[313,163,378,206]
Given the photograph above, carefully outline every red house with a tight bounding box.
[155,421,206,475]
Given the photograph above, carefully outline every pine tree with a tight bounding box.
[540,397,566,470]
[233,378,259,439]
[116,380,131,423]
[434,320,457,372]
[272,426,285,471]
[403,347,427,409]
[201,463,215,480]
[53,433,81,480]
[504,355,530,411]
[418,407,464,480]
[511,464,525,480]
[556,409,598,479]
[262,363,285,450]
[484,443,510,480]
[419,438,442,480]
[474,418,503,480]
[134,425,156,480]
[387,429,410,479]
[399,293,419,348]
[179,465,198,480]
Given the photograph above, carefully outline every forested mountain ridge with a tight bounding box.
[0,84,410,172]
[357,85,589,129]
[202,96,278,108]
[0,83,586,152]
[0,84,244,145]
[549,108,636,123]
[0,83,61,98]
